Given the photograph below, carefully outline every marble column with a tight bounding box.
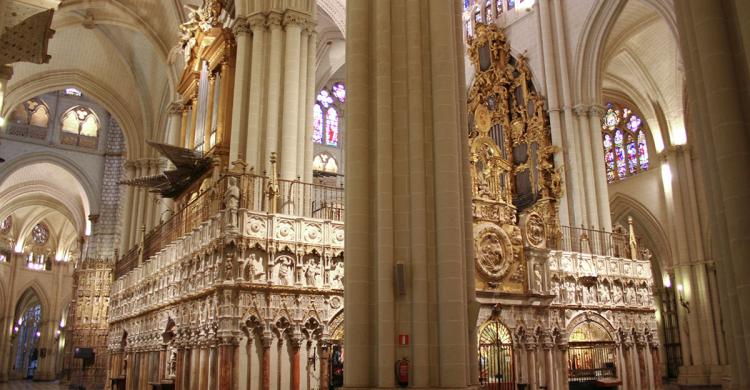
[587,105,612,231]
[208,344,218,390]
[541,333,555,390]
[558,342,570,390]
[263,13,283,176]
[344,1,477,389]
[526,339,538,390]
[290,336,301,390]
[199,343,209,390]
[636,334,648,390]
[218,339,235,389]
[675,1,750,388]
[319,342,329,390]
[121,161,136,252]
[229,18,251,162]
[262,335,272,390]
[650,342,663,390]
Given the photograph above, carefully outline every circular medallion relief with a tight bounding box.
[474,225,513,282]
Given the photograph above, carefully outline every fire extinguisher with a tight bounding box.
[395,357,409,388]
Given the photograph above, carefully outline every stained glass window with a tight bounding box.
[326,108,339,146]
[601,103,650,182]
[507,0,515,11]
[332,83,346,103]
[313,104,324,143]
[31,223,49,245]
[64,88,82,96]
[496,0,504,15]
[313,84,344,147]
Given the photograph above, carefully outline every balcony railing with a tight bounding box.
[547,225,641,260]
[116,172,344,277]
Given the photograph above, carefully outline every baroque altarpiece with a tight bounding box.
[468,24,660,390]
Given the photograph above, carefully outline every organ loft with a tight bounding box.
[0,0,748,390]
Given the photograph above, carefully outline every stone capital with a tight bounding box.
[589,104,607,118]
[168,101,185,115]
[573,104,589,117]
[282,10,310,28]
[233,17,252,36]
[265,12,282,28]
[247,13,266,30]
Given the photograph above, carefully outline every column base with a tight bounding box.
[677,364,727,387]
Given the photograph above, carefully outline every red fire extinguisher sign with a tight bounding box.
[398,334,409,346]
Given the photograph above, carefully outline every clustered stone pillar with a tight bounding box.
[344,1,477,389]
[228,5,316,179]
[675,1,750,388]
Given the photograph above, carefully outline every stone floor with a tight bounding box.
[0,381,68,389]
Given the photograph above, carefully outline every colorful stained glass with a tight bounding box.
[325,108,339,146]
[464,0,471,10]
[507,0,515,11]
[627,141,638,174]
[31,223,49,245]
[332,83,346,103]
[614,129,626,178]
[601,103,650,181]
[316,90,333,108]
[475,8,482,22]
[485,0,492,19]
[497,0,503,14]
[466,20,473,37]
[313,104,324,144]
[626,115,641,132]
[638,131,649,170]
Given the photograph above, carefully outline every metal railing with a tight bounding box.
[116,172,344,277]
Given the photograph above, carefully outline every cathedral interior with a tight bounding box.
[0,0,748,390]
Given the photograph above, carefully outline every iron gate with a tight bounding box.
[478,320,515,390]
[568,342,617,383]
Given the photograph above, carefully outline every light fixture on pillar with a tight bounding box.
[662,274,671,288]
[676,284,690,313]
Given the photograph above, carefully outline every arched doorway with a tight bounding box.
[478,319,514,390]
[11,289,43,380]
[568,321,617,386]
[328,312,344,390]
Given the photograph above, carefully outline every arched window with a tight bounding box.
[313,83,344,147]
[9,98,50,128]
[60,106,100,148]
[313,153,339,174]
[601,103,650,182]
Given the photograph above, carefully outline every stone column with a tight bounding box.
[199,341,209,390]
[319,342,330,390]
[244,13,267,171]
[558,341,570,390]
[541,331,555,390]
[190,347,200,390]
[121,161,136,252]
[344,1,477,388]
[650,341,662,390]
[229,18,251,162]
[290,336,302,390]
[263,13,283,176]
[218,338,236,389]
[262,334,272,390]
[208,343,218,390]
[675,1,750,388]
[574,105,596,228]
[587,105,612,231]
[279,11,303,180]
[175,348,184,390]
[526,337,538,390]
[636,333,649,390]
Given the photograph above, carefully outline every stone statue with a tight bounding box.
[613,284,622,303]
[599,284,610,303]
[225,177,240,228]
[275,256,293,285]
[304,259,319,287]
[250,253,265,281]
[331,260,344,289]
[550,279,559,302]
[533,264,543,292]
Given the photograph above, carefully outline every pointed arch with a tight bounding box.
[2,70,141,158]
[13,283,49,322]
[610,192,672,268]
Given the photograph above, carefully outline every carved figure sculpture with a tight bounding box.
[250,253,265,281]
[225,177,240,228]
[533,264,543,292]
[331,260,344,289]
